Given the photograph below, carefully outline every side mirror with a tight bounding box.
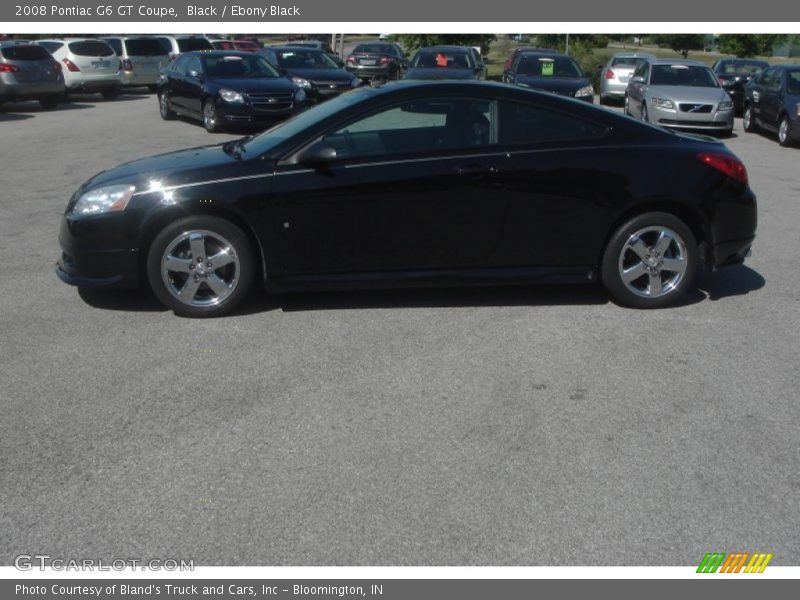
[188,69,202,80]
[630,75,644,84]
[298,141,337,166]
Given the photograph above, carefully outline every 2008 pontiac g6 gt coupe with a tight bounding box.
[56,80,757,317]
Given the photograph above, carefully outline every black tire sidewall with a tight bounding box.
[743,105,756,132]
[146,215,255,317]
[601,212,699,309]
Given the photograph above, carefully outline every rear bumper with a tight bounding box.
[710,236,755,269]
[346,64,396,79]
[0,81,64,101]
[121,71,159,86]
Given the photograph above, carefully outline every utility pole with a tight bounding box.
[565,33,570,55]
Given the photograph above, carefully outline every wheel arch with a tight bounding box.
[137,203,268,288]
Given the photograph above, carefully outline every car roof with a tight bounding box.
[650,59,708,67]
[269,45,324,52]
[518,52,572,60]
[185,50,252,58]
[37,37,109,43]
[419,45,471,53]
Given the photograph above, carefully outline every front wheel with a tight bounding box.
[158,91,175,120]
[743,104,757,132]
[778,115,793,147]
[601,212,699,309]
[640,102,649,123]
[146,216,255,318]
[203,100,222,133]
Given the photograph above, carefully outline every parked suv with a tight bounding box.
[101,36,171,92]
[38,38,122,99]
[155,35,213,61]
[0,41,64,108]
[743,64,800,147]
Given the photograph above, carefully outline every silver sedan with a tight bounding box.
[625,59,734,135]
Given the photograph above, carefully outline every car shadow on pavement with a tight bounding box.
[1,101,96,114]
[77,287,168,313]
[0,112,34,121]
[696,264,765,301]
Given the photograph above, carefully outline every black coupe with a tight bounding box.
[57,80,757,317]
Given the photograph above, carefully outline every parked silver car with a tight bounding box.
[599,52,655,104]
[0,41,64,109]
[625,59,734,135]
[155,35,213,61]
[101,36,171,91]
[38,38,122,99]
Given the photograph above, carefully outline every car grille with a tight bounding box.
[247,91,294,111]
[658,119,726,127]
[678,103,713,113]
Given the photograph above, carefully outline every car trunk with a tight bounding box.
[68,41,118,76]
[124,38,170,75]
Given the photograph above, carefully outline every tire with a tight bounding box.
[641,102,649,123]
[101,88,120,100]
[158,91,176,120]
[778,114,793,147]
[623,95,630,116]
[202,99,222,133]
[601,212,699,309]
[146,215,256,318]
[39,95,60,110]
[147,84,158,93]
[743,104,757,133]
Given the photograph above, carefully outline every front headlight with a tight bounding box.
[294,88,306,103]
[291,76,311,88]
[718,100,734,111]
[651,97,675,110]
[72,184,135,216]
[575,85,594,97]
[219,89,244,103]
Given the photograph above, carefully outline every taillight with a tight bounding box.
[62,58,80,72]
[0,63,19,73]
[169,53,177,62]
[605,69,615,79]
[378,56,393,65]
[697,153,748,185]
[346,55,356,64]
[122,59,133,71]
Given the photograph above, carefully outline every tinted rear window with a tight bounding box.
[177,38,213,52]
[611,57,648,69]
[650,64,718,87]
[104,38,123,55]
[69,41,114,57]
[1,45,51,61]
[411,50,474,69]
[718,61,767,75]
[354,44,396,55]
[499,101,607,145]
[125,38,166,56]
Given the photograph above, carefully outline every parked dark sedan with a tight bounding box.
[743,64,800,147]
[56,80,757,317]
[345,41,407,81]
[505,51,594,101]
[405,46,483,80]
[259,46,359,103]
[712,58,768,114]
[156,51,305,132]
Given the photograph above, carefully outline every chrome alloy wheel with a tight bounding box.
[159,93,169,117]
[618,226,688,298]
[203,102,218,131]
[161,230,240,307]
[779,117,789,145]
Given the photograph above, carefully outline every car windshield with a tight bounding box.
[611,56,649,69]
[651,64,719,87]
[788,70,800,94]
[242,86,376,155]
[411,50,473,69]
[203,54,279,79]
[1,45,51,61]
[274,49,338,69]
[177,38,213,52]
[125,38,166,56]
[354,44,396,55]
[719,61,767,75]
[517,55,582,77]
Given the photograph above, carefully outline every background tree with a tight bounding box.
[651,34,706,58]
[717,34,779,57]
[393,34,496,55]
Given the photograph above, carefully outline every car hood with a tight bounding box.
[208,76,296,94]
[285,67,354,82]
[647,85,728,103]
[404,68,476,80]
[514,76,590,93]
[78,144,249,194]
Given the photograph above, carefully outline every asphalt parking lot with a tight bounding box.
[1,92,798,566]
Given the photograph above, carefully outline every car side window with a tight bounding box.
[758,68,776,87]
[499,101,607,145]
[633,62,648,81]
[185,55,202,77]
[171,55,188,75]
[322,98,495,159]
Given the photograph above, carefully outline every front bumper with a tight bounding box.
[651,103,734,131]
[217,99,301,124]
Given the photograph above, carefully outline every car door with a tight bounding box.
[164,55,189,110]
[269,96,513,275]
[626,61,649,117]
[750,67,775,125]
[496,99,618,268]
[759,68,784,128]
[180,54,205,115]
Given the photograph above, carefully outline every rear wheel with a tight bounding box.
[39,95,60,110]
[743,104,757,132]
[203,100,222,133]
[778,115,793,147]
[146,215,255,318]
[623,95,630,115]
[601,212,698,309]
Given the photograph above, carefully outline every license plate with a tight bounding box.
[360,59,376,66]
[91,60,110,69]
